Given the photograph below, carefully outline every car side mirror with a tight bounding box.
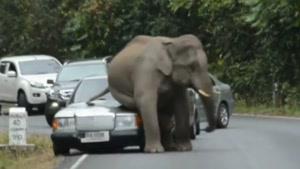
[47,79,54,84]
[7,71,17,77]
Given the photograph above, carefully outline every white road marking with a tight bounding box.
[70,154,88,169]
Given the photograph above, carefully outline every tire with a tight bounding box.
[190,124,196,140]
[44,102,54,127]
[194,109,200,135]
[53,143,69,156]
[45,110,54,127]
[17,92,33,115]
[216,103,230,128]
[196,121,200,135]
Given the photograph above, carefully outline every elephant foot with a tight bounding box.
[174,140,192,151]
[144,143,165,153]
[163,141,177,151]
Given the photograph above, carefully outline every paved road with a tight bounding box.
[1,113,300,169]
[57,116,300,169]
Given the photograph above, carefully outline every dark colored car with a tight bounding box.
[45,59,107,126]
[188,74,234,139]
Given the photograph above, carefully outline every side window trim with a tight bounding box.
[0,61,9,74]
[8,62,18,76]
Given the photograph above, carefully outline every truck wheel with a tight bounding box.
[17,92,33,115]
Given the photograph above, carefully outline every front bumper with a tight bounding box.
[51,129,144,150]
[27,87,50,105]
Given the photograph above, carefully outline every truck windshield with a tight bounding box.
[19,59,61,75]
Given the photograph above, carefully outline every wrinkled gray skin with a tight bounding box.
[106,35,216,153]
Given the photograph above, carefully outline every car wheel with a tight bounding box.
[17,92,33,115]
[53,143,69,156]
[44,102,54,127]
[190,123,197,140]
[45,110,54,127]
[194,109,200,135]
[217,103,229,128]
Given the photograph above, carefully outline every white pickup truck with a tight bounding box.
[0,55,62,114]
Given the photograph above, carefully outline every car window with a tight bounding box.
[19,59,61,75]
[8,63,17,72]
[0,62,8,74]
[57,63,107,82]
[72,78,112,103]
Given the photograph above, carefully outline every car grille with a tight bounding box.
[59,89,74,100]
[75,114,115,131]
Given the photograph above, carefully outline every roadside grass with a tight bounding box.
[0,133,57,169]
[235,100,300,117]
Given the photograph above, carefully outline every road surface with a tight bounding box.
[1,113,300,169]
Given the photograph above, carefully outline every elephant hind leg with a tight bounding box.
[109,87,136,109]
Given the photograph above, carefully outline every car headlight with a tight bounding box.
[115,114,142,130]
[30,81,46,89]
[52,117,75,131]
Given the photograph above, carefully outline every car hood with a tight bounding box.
[22,74,57,87]
[55,100,134,118]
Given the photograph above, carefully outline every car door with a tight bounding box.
[0,61,9,100]
[5,62,18,101]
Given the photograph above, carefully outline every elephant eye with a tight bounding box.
[190,63,197,71]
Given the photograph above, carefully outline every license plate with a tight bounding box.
[81,131,110,143]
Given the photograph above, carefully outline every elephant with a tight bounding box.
[94,35,216,153]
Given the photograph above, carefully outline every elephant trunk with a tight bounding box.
[192,73,216,132]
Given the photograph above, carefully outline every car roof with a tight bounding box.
[63,59,105,67]
[0,55,58,62]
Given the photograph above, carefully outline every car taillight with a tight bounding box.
[52,119,60,131]
[136,114,143,128]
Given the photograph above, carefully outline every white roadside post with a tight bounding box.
[9,107,28,145]
[5,107,35,150]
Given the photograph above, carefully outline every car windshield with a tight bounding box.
[19,59,61,75]
[72,77,113,103]
[57,63,106,82]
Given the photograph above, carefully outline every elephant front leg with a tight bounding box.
[136,94,164,153]
[173,89,192,151]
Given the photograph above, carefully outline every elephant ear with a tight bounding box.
[156,42,173,76]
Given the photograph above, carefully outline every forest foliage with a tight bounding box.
[0,0,299,106]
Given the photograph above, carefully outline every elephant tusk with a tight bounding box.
[198,90,210,97]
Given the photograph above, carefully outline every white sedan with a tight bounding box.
[51,76,144,155]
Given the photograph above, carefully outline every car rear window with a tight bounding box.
[73,78,112,103]
[57,63,107,82]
